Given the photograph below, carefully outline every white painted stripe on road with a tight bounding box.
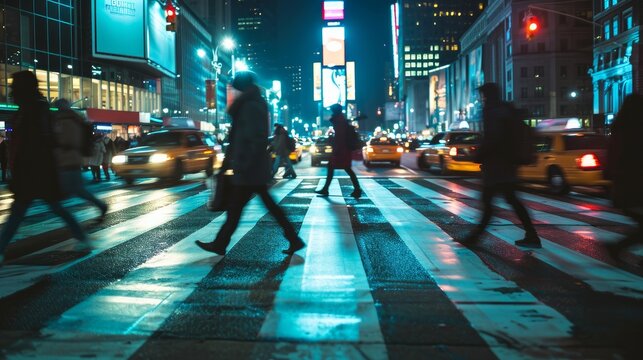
[363,179,576,360]
[0,189,208,299]
[8,182,201,241]
[4,180,302,359]
[428,179,625,243]
[260,180,387,352]
[395,179,643,299]
[462,179,634,225]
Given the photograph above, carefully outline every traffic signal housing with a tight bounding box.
[525,16,539,40]
[166,2,177,32]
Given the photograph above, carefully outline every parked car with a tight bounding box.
[362,136,404,167]
[310,136,333,166]
[517,130,610,194]
[417,131,482,175]
[112,128,217,184]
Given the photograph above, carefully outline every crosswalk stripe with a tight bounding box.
[460,178,634,225]
[5,182,201,242]
[259,180,387,351]
[395,179,643,299]
[3,180,302,359]
[427,179,626,243]
[0,189,209,299]
[362,179,578,359]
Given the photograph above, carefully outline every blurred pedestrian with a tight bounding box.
[101,135,115,180]
[271,124,297,179]
[53,99,108,223]
[89,134,106,182]
[315,103,362,198]
[0,136,8,182]
[196,71,305,256]
[461,83,540,248]
[0,71,87,264]
[604,93,643,263]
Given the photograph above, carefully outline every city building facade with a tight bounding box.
[445,0,593,132]
[591,0,640,128]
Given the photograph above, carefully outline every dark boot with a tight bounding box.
[515,231,542,248]
[195,240,226,256]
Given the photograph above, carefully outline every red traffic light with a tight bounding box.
[525,16,539,40]
[166,1,177,32]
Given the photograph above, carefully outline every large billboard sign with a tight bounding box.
[93,0,146,60]
[346,61,356,101]
[323,1,344,21]
[390,3,400,79]
[147,0,176,75]
[322,67,346,107]
[313,62,322,101]
[92,0,176,76]
[322,26,345,67]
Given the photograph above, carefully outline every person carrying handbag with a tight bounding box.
[196,71,305,256]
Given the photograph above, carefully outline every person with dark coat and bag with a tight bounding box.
[604,93,643,263]
[196,71,305,256]
[460,83,540,248]
[315,103,362,198]
[0,71,87,264]
[271,124,297,179]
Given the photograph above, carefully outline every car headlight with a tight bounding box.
[112,155,127,165]
[149,153,170,163]
[310,145,317,153]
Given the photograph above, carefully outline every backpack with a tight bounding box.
[346,124,365,151]
[509,106,536,165]
[286,136,296,152]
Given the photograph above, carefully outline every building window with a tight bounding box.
[506,44,512,57]
[603,0,609,11]
[533,104,545,116]
[507,69,512,81]
[404,46,410,52]
[534,86,544,98]
[612,17,619,36]
[521,67,528,78]
[520,44,528,53]
[625,10,633,30]
[534,66,544,78]
[521,87,528,98]
[604,22,610,40]
[507,91,513,101]
[404,54,411,60]
[611,0,618,5]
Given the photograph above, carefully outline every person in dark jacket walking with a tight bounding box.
[461,83,540,248]
[0,71,87,264]
[195,71,305,256]
[271,124,297,179]
[604,93,643,262]
[53,99,108,223]
[315,103,362,198]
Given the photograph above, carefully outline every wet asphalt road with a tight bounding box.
[0,152,641,360]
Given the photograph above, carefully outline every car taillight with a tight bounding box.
[576,153,600,169]
[396,147,404,153]
[449,147,458,156]
[367,147,374,153]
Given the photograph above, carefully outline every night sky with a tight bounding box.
[277,0,391,124]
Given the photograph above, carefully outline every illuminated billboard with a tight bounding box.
[322,26,345,67]
[390,3,400,78]
[92,0,145,60]
[323,1,344,20]
[147,0,176,75]
[322,67,346,108]
[346,61,355,101]
[313,62,322,101]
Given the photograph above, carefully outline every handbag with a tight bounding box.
[207,169,232,212]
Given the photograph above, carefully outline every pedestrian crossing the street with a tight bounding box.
[0,177,640,359]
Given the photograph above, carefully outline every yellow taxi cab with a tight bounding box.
[362,136,404,167]
[518,130,610,194]
[269,136,303,163]
[417,131,482,175]
[112,129,217,185]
